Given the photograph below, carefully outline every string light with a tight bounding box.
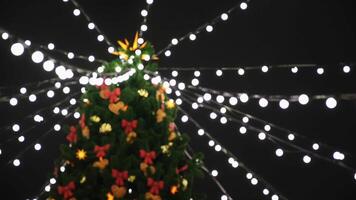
[343,65,350,73]
[258,132,266,140]
[73,9,81,16]
[291,66,298,73]
[29,94,37,102]
[10,43,25,56]
[275,149,284,157]
[303,155,311,164]
[288,133,295,141]
[298,94,309,105]
[240,2,248,10]
[181,115,189,122]
[54,124,61,131]
[229,97,238,105]
[312,143,319,150]
[210,112,217,119]
[259,98,268,107]
[18,136,25,143]
[221,13,229,21]
[9,98,18,106]
[189,33,197,41]
[263,189,270,195]
[317,67,324,75]
[20,87,27,94]
[216,69,223,76]
[97,35,104,42]
[67,52,74,59]
[279,99,289,109]
[271,194,279,200]
[333,151,345,160]
[31,51,44,63]
[12,124,20,132]
[43,60,55,72]
[261,65,269,73]
[239,93,249,103]
[13,159,20,167]
[211,170,218,177]
[34,143,42,151]
[325,97,337,109]
[2,32,9,40]
[237,68,245,75]
[206,25,213,32]
[239,126,247,134]
[47,43,55,50]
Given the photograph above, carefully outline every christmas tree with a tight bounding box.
[45,33,203,200]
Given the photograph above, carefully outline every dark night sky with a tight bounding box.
[0,0,356,199]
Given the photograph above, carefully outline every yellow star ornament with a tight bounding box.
[76,149,87,160]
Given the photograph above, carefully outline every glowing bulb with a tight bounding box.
[216,95,225,103]
[74,112,80,119]
[263,189,269,195]
[191,78,199,86]
[43,60,55,72]
[9,98,18,106]
[20,87,27,94]
[215,144,222,152]
[171,38,178,45]
[12,124,20,132]
[317,67,324,75]
[246,173,252,179]
[238,68,245,75]
[34,143,42,151]
[73,9,81,16]
[264,125,271,131]
[279,99,289,109]
[242,116,249,123]
[50,178,56,184]
[206,25,213,32]
[2,32,9,40]
[164,50,171,57]
[333,151,345,160]
[203,93,212,101]
[197,97,204,103]
[192,102,199,110]
[97,35,104,42]
[60,166,65,172]
[240,2,248,10]
[221,13,228,21]
[137,63,144,70]
[251,178,258,185]
[53,107,60,114]
[10,43,25,56]
[298,94,309,105]
[221,195,228,200]
[220,107,227,114]
[312,143,319,150]
[54,124,61,131]
[34,115,44,122]
[258,132,266,140]
[325,97,337,109]
[232,161,239,168]
[141,24,148,31]
[181,115,188,123]
[70,98,77,105]
[275,149,284,157]
[108,46,115,53]
[88,55,95,62]
[29,94,37,102]
[209,140,215,146]
[259,98,268,107]
[261,65,268,72]
[47,43,55,50]
[303,155,311,163]
[45,185,51,192]
[220,117,227,124]
[189,33,196,41]
[18,136,25,142]
[61,109,68,116]
[291,67,298,73]
[216,69,223,76]
[271,194,279,200]
[210,112,217,119]
[25,40,31,46]
[343,65,351,73]
[178,82,185,90]
[172,70,178,77]
[239,126,247,134]
[31,51,44,63]
[211,170,218,177]
[141,9,148,17]
[13,159,20,166]
[146,0,154,4]
[229,97,238,105]
[239,93,249,103]
[288,133,295,141]
[67,52,74,59]
[88,22,95,29]
[138,38,144,44]
[197,129,204,136]
[62,86,70,94]
[175,98,182,105]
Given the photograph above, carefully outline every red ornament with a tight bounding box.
[57,181,75,199]
[112,169,129,186]
[79,113,86,129]
[121,119,138,134]
[147,178,164,195]
[176,164,189,174]
[102,87,121,103]
[139,150,156,165]
[94,144,111,158]
[66,126,77,143]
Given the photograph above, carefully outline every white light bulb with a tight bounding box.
[70,98,77,105]
[210,112,217,119]
[291,66,298,73]
[258,132,266,140]
[62,86,70,94]
[298,94,309,105]
[192,102,199,110]
[246,173,252,179]
[326,97,337,109]
[73,9,81,16]
[275,148,284,157]
[20,87,27,94]
[50,178,56,184]
[303,155,311,164]
[264,125,271,131]
[2,32,9,40]
[261,65,268,72]
[206,25,213,32]
[67,52,74,59]
[229,97,238,105]
[263,189,270,195]
[220,107,227,114]
[189,33,196,41]
[208,140,215,147]
[9,98,18,106]
[171,38,178,45]
[354,173,356,181]
[25,40,31,46]
[141,24,148,31]
[164,50,171,57]
[232,161,239,168]
[312,143,319,150]
[141,9,148,17]
[88,55,95,62]
[74,112,80,119]
[221,195,228,200]
[60,166,65,172]
[343,65,351,73]
[242,116,249,123]
[211,170,218,177]
[61,109,68,116]
[53,107,60,114]
[146,0,154,4]
[10,43,25,56]
[47,43,55,50]
[271,194,279,200]
[88,22,95,30]
[172,70,178,77]
[251,178,258,185]
[181,115,188,123]
[31,51,44,63]
[239,126,247,134]
[197,97,204,103]
[137,63,144,70]
[333,151,345,160]
[220,117,227,124]
[97,35,104,42]
[178,82,185,90]
[18,136,25,143]
[34,143,42,151]
[288,133,295,141]
[13,159,20,166]
[45,185,51,192]
[34,115,44,122]
[197,129,204,136]
[239,93,249,103]
[215,144,222,152]
[54,124,61,131]
[221,13,229,21]
[108,46,115,53]
[29,94,37,102]
[279,99,289,109]
[317,67,324,75]
[216,95,225,103]
[240,2,248,10]
[259,98,268,107]
[175,98,182,105]
[138,38,144,44]
[12,124,20,132]
[191,78,199,86]
[216,69,223,76]
[204,93,212,101]
[43,60,55,72]
[238,68,245,75]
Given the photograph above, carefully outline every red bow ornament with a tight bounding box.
[94,144,111,158]
[121,119,138,134]
[57,181,76,199]
[100,87,121,103]
[147,178,164,195]
[112,169,129,186]
[139,150,156,165]
[66,126,77,143]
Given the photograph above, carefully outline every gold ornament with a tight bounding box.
[126,131,137,144]
[99,123,112,134]
[128,175,136,182]
[106,193,114,200]
[140,162,156,176]
[168,132,176,141]
[80,176,86,184]
[156,109,166,123]
[145,192,162,200]
[76,149,87,160]
[90,115,101,123]
[156,87,165,102]
[170,185,178,194]
[138,89,149,97]
[160,145,170,154]
[82,126,90,139]
[182,178,188,190]
[109,101,128,115]
[166,99,175,109]
[111,185,127,198]
[93,158,109,170]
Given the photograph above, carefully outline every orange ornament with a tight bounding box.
[145,192,162,200]
[93,158,109,170]
[82,126,90,139]
[140,162,156,176]
[126,131,137,144]
[111,185,127,198]
[109,101,128,115]
[170,185,178,194]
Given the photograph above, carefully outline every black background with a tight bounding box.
[0,0,356,199]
